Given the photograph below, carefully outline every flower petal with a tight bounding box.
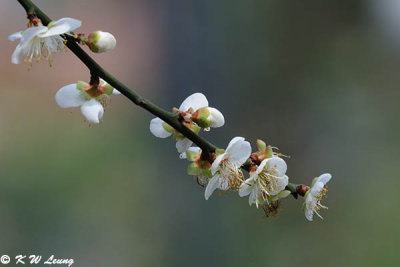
[112,89,121,95]
[311,182,324,196]
[316,173,332,185]
[20,26,47,44]
[8,31,23,41]
[264,157,287,176]
[248,187,258,206]
[208,107,225,128]
[225,137,251,166]
[179,93,208,112]
[55,84,86,108]
[205,175,220,200]
[239,178,254,197]
[149,118,172,138]
[41,18,82,37]
[211,154,225,175]
[80,99,104,124]
[176,138,193,153]
[305,208,314,221]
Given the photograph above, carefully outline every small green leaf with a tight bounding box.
[186,149,199,161]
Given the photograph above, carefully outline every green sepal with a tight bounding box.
[96,93,108,101]
[311,177,318,187]
[202,168,213,178]
[190,124,201,134]
[256,139,267,152]
[103,84,114,95]
[192,107,211,128]
[304,190,311,200]
[76,81,89,91]
[47,21,56,28]
[277,190,291,199]
[187,163,201,176]
[173,132,185,141]
[162,122,174,133]
[302,202,306,212]
[265,145,273,158]
[215,148,225,156]
[186,149,199,161]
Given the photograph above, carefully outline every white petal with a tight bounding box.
[41,18,81,37]
[8,31,23,41]
[11,43,29,64]
[11,26,47,64]
[176,138,193,153]
[204,175,220,200]
[311,182,324,196]
[317,173,332,185]
[239,178,254,197]
[112,89,121,95]
[208,107,225,128]
[264,157,287,176]
[179,93,208,112]
[219,178,229,190]
[225,138,251,166]
[55,84,86,108]
[20,26,47,44]
[80,99,104,124]
[248,187,258,206]
[211,154,225,175]
[305,208,314,221]
[273,175,289,195]
[149,118,172,138]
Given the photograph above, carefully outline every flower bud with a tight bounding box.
[88,31,116,53]
[191,107,225,128]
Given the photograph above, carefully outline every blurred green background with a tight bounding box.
[0,0,399,266]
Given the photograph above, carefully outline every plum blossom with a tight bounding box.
[149,93,224,153]
[204,137,251,200]
[303,173,332,221]
[55,79,120,124]
[9,17,81,65]
[239,157,289,207]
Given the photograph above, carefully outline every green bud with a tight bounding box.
[265,145,273,158]
[256,139,267,152]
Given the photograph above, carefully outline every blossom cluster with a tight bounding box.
[9,15,119,123]
[8,12,332,221]
[150,93,332,221]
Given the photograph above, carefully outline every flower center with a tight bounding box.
[217,159,243,191]
[258,168,281,197]
[85,84,105,98]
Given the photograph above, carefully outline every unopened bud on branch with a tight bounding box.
[88,31,116,53]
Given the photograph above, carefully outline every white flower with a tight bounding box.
[88,31,116,53]
[303,173,332,221]
[204,137,251,200]
[55,79,120,124]
[150,92,223,153]
[239,157,289,207]
[9,17,81,65]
